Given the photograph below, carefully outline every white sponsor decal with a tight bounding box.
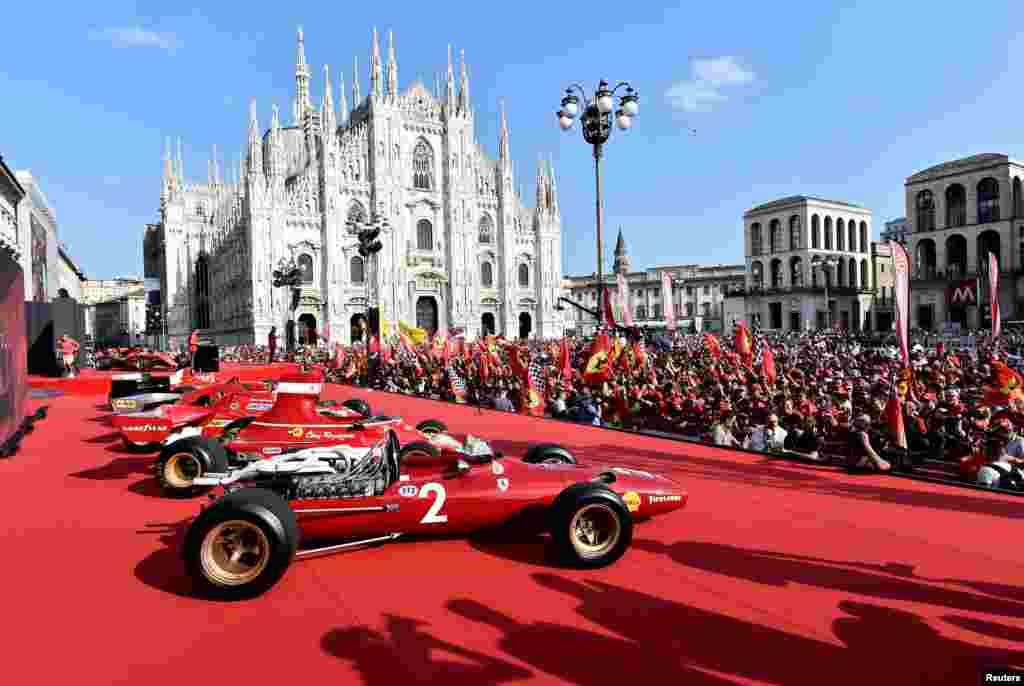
[497,478,509,492]
[648,495,682,504]
[491,461,505,475]
[276,382,322,395]
[610,467,656,479]
[418,483,448,523]
[399,475,410,482]
[399,484,418,497]
[247,402,273,412]
[124,424,166,432]
[263,447,282,455]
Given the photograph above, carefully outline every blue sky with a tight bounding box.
[3,1,1023,279]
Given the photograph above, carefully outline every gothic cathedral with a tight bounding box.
[151,28,565,349]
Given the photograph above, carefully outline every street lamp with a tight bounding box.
[557,79,639,328]
[811,255,839,330]
[272,256,302,351]
[347,208,389,387]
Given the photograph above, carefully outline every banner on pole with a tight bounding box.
[990,252,1001,337]
[890,240,910,365]
[662,272,677,330]
[617,272,633,327]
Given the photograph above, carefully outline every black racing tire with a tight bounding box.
[548,483,633,569]
[398,440,441,467]
[156,436,230,497]
[415,419,449,436]
[342,398,372,417]
[183,487,299,600]
[523,443,577,465]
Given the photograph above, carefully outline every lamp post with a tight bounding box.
[272,256,302,352]
[557,80,639,329]
[812,255,839,330]
[347,208,388,387]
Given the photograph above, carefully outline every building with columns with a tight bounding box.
[152,27,565,348]
[562,228,744,335]
[905,153,1024,331]
[742,196,874,331]
[0,156,25,272]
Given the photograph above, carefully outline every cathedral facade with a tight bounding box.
[152,28,565,349]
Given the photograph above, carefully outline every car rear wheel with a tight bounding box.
[156,436,229,497]
[549,483,632,568]
[415,419,449,437]
[184,488,298,600]
[523,443,576,465]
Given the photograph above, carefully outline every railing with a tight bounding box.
[735,285,872,297]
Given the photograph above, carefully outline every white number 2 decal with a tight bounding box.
[419,483,448,524]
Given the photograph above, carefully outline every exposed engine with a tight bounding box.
[287,473,389,500]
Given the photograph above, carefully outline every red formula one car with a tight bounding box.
[155,372,454,496]
[185,429,688,599]
[98,348,178,371]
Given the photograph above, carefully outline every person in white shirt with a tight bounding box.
[748,414,788,452]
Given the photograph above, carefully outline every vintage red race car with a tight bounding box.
[108,368,231,414]
[183,431,688,599]
[154,371,455,496]
[99,348,178,371]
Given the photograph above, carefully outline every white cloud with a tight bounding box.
[223,96,235,107]
[90,27,180,51]
[665,56,756,113]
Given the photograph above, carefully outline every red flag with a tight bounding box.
[763,346,777,385]
[735,324,753,366]
[583,333,612,386]
[559,338,572,382]
[369,336,381,355]
[989,252,1000,337]
[886,381,907,450]
[602,289,616,328]
[704,333,722,360]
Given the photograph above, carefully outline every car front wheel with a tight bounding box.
[523,443,576,465]
[549,483,632,568]
[156,436,229,497]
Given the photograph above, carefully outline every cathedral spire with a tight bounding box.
[535,155,547,210]
[458,48,470,113]
[370,28,383,99]
[247,99,262,177]
[212,144,221,185]
[548,155,559,215]
[445,45,455,113]
[269,103,283,177]
[386,30,398,98]
[352,56,361,107]
[294,26,311,123]
[498,100,510,163]
[162,137,173,199]
[322,64,336,134]
[338,71,349,124]
[613,227,631,274]
[176,138,184,186]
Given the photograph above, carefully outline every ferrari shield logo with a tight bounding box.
[623,491,641,513]
[497,478,509,492]
[288,427,304,438]
[528,389,542,408]
[585,351,609,375]
[492,461,505,475]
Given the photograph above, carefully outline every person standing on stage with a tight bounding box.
[268,326,277,363]
[58,335,80,378]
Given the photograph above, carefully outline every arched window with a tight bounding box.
[770,259,783,288]
[769,219,782,253]
[859,221,868,253]
[945,184,966,227]
[1014,177,1023,218]
[481,261,493,287]
[836,218,846,251]
[915,240,936,279]
[347,201,366,226]
[811,215,820,249]
[848,221,857,253]
[412,140,434,190]
[350,255,365,283]
[860,258,869,289]
[750,261,764,289]
[789,256,803,287]
[417,219,434,251]
[916,190,935,231]
[848,259,856,288]
[824,217,833,250]
[518,263,530,288]
[298,254,314,283]
[978,178,1000,224]
[750,223,763,255]
[789,215,801,250]
[478,216,493,244]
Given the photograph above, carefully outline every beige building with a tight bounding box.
[743,196,874,331]
[92,289,147,346]
[905,153,1024,331]
[871,241,896,332]
[562,229,744,335]
[81,278,145,306]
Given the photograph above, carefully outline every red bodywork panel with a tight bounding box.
[293,459,687,543]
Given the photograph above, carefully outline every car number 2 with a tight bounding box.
[419,483,448,524]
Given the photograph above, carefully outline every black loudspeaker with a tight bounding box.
[193,344,220,372]
[367,308,380,338]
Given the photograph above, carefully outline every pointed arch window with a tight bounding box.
[481,261,493,287]
[412,140,434,190]
[417,219,434,251]
[350,256,365,284]
[518,263,530,288]
[478,215,493,244]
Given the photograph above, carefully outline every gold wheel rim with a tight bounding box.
[542,456,567,464]
[164,452,202,489]
[569,504,621,560]
[199,520,271,587]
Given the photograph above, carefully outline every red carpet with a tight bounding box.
[3,379,1023,685]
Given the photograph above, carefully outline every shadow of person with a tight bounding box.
[446,597,734,686]
[633,539,1024,619]
[69,455,155,481]
[321,613,531,686]
[531,574,1024,686]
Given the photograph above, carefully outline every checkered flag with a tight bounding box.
[447,363,467,403]
[527,354,548,398]
[752,333,765,369]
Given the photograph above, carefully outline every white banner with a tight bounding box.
[662,271,677,330]
[890,240,910,365]
[990,252,1001,338]
[617,272,633,327]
